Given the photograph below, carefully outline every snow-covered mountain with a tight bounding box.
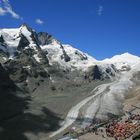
[1,24,139,73]
[0,24,97,71]
[102,52,140,71]
[0,24,140,140]
[103,52,140,63]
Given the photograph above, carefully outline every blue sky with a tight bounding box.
[0,0,140,60]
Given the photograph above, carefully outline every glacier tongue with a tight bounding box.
[50,62,140,137]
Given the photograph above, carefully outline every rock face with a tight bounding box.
[0,64,61,140]
[0,64,25,121]
[37,32,53,45]
[60,45,71,62]
[0,24,139,140]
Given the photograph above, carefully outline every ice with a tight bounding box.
[33,54,41,62]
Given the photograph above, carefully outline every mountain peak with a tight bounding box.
[103,52,140,64]
[120,52,136,57]
[20,23,33,34]
[20,23,30,29]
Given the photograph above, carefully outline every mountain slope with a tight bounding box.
[0,24,140,140]
[0,24,111,140]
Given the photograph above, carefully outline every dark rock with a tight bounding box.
[37,32,53,45]
[0,63,26,121]
[0,63,15,89]
[75,50,87,60]
[85,65,102,81]
[4,60,28,83]
[38,70,50,78]
[17,34,30,50]
[0,35,5,44]
[92,65,102,80]
[60,45,71,62]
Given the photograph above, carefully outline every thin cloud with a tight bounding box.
[0,0,22,19]
[0,7,6,15]
[97,5,103,16]
[36,19,44,25]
